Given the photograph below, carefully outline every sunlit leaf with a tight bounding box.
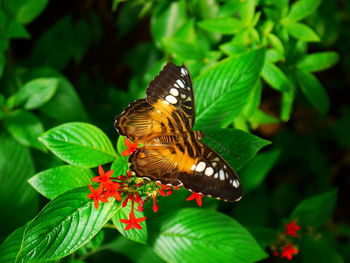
[297,51,339,72]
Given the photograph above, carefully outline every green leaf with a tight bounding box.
[0,135,38,236]
[240,150,280,192]
[15,0,49,24]
[5,110,45,151]
[198,17,244,34]
[17,78,59,110]
[5,21,30,38]
[112,202,147,244]
[0,223,29,263]
[262,62,291,92]
[28,165,94,199]
[151,1,187,49]
[39,122,118,167]
[268,34,284,54]
[286,0,322,22]
[150,208,267,263]
[163,37,205,60]
[297,51,339,72]
[111,157,128,175]
[14,187,117,263]
[242,80,262,118]
[280,88,295,121]
[249,109,279,128]
[291,189,337,228]
[296,70,330,114]
[284,21,320,42]
[194,48,265,129]
[201,129,271,171]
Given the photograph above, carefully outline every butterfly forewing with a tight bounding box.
[146,63,195,129]
[115,62,243,202]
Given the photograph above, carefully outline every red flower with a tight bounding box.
[122,139,138,156]
[92,166,114,186]
[119,211,147,231]
[87,184,109,209]
[285,221,301,237]
[186,192,204,207]
[152,195,159,212]
[158,184,173,196]
[281,244,298,260]
[103,182,122,201]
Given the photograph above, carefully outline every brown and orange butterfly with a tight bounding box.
[115,63,243,202]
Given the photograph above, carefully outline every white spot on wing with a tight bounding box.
[204,167,214,176]
[174,83,180,88]
[176,79,184,88]
[181,67,188,76]
[166,95,177,104]
[181,93,186,99]
[195,161,206,172]
[190,164,196,171]
[214,172,219,179]
[232,179,240,188]
[163,100,169,105]
[219,170,225,181]
[170,88,179,96]
[212,162,217,167]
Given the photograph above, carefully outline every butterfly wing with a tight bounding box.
[179,141,243,202]
[146,62,195,129]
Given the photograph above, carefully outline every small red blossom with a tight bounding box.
[157,184,173,196]
[119,211,147,231]
[87,184,109,208]
[186,192,204,207]
[122,139,138,156]
[285,221,301,237]
[103,182,122,201]
[92,166,114,186]
[152,195,159,212]
[281,244,298,260]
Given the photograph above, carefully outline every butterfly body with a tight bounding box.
[115,63,243,202]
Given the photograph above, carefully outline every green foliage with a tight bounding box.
[0,0,348,262]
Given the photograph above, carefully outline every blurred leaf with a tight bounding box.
[249,109,279,128]
[4,110,45,151]
[242,80,262,118]
[301,235,344,263]
[240,149,281,192]
[151,1,187,49]
[291,189,337,228]
[286,0,322,22]
[249,227,275,249]
[284,21,320,42]
[280,88,295,121]
[14,187,117,263]
[265,49,284,63]
[219,42,247,56]
[268,33,285,54]
[0,135,38,237]
[16,0,48,24]
[198,17,244,34]
[39,122,118,167]
[112,202,147,245]
[297,51,339,72]
[163,37,205,60]
[16,77,59,110]
[194,48,265,129]
[262,61,291,92]
[5,21,30,38]
[202,129,271,171]
[150,208,268,263]
[0,52,4,78]
[116,135,127,156]
[296,69,330,114]
[28,165,94,199]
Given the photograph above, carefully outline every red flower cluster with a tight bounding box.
[88,138,206,231]
[271,220,301,260]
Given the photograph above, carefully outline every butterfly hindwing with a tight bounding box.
[179,142,243,202]
[146,63,195,129]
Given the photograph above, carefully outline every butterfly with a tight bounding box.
[115,62,243,202]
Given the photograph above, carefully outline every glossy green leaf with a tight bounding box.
[291,189,337,228]
[296,70,330,114]
[0,135,38,236]
[242,80,262,118]
[163,37,205,60]
[198,17,244,34]
[240,149,281,192]
[194,48,265,129]
[286,0,322,22]
[268,33,284,53]
[0,223,29,263]
[280,88,295,121]
[284,21,320,42]
[249,109,279,128]
[28,165,94,199]
[262,62,291,92]
[111,157,128,175]
[112,202,147,244]
[297,51,339,72]
[39,122,118,167]
[5,110,45,151]
[202,129,271,171]
[150,208,267,263]
[116,135,127,156]
[15,187,118,263]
